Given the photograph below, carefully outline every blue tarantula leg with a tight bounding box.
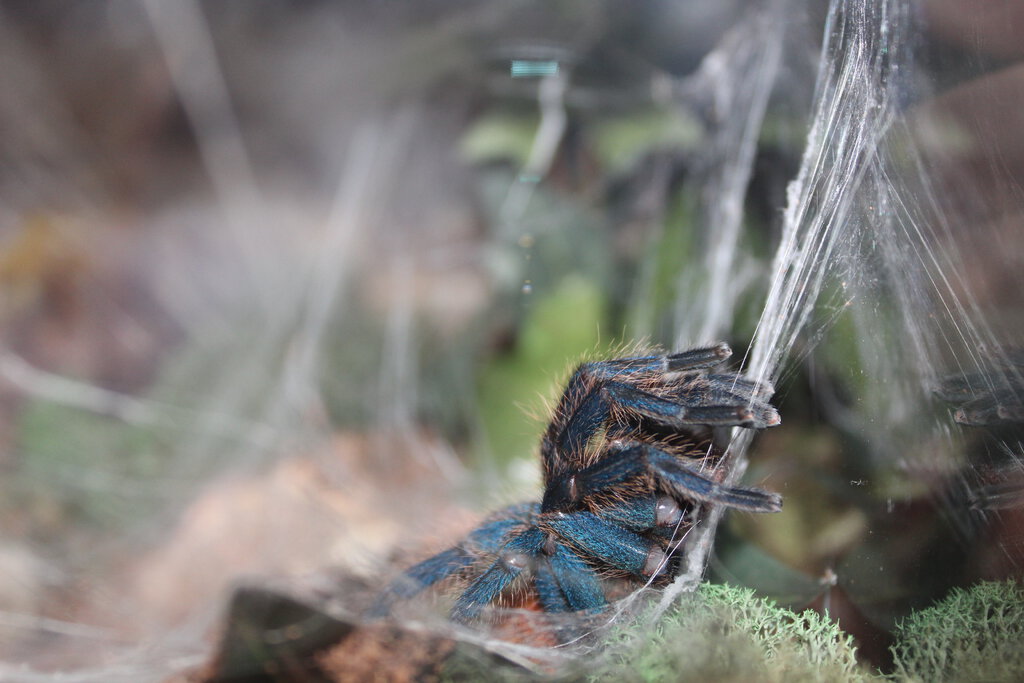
[369,548,475,618]
[582,356,674,380]
[706,373,775,401]
[664,374,774,408]
[541,446,645,511]
[450,527,546,623]
[533,560,572,613]
[370,507,535,617]
[600,494,684,532]
[664,342,733,371]
[533,545,606,613]
[644,447,782,512]
[544,511,668,577]
[544,542,606,611]
[604,381,780,429]
[579,343,733,382]
[543,444,779,514]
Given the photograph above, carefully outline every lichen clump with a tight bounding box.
[597,583,867,682]
[890,580,1024,682]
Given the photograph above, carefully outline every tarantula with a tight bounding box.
[372,343,781,622]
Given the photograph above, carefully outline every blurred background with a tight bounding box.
[0,0,1022,678]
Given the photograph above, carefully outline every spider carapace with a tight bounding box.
[372,342,781,622]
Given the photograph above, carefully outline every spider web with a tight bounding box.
[657,0,1024,633]
[660,0,923,614]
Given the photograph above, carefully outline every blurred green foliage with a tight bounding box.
[13,400,167,532]
[460,112,541,168]
[590,107,702,175]
[624,185,699,341]
[476,275,613,471]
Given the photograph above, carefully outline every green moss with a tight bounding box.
[597,583,868,683]
[599,580,1024,682]
[890,580,1024,683]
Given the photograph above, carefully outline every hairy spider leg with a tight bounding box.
[448,496,678,620]
[540,541,605,611]
[445,442,781,621]
[448,495,683,620]
[469,493,691,618]
[450,527,547,622]
[370,504,538,617]
[660,372,776,407]
[642,445,782,511]
[541,349,735,472]
[547,346,746,455]
[600,493,678,531]
[542,352,779,479]
[539,494,687,614]
[664,343,736,371]
[532,560,573,613]
[590,343,775,382]
[543,443,781,514]
[451,509,666,621]
[604,382,780,429]
[705,373,776,400]
[581,343,734,383]
[543,511,667,577]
